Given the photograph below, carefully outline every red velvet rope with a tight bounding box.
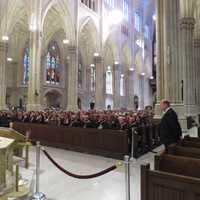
[42,149,117,179]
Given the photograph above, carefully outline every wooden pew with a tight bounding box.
[167,144,200,159]
[141,163,200,200]
[13,122,129,160]
[184,135,200,142]
[154,154,200,178]
[141,154,200,200]
[178,139,200,148]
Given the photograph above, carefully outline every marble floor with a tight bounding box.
[28,145,164,200]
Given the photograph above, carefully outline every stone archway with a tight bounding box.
[44,90,62,108]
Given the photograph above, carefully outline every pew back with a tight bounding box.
[179,140,200,148]
[168,144,200,159]
[141,164,200,200]
[13,122,129,159]
[155,154,200,178]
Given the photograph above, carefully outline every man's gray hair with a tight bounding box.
[161,100,171,107]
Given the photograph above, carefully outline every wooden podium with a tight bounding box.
[0,136,15,193]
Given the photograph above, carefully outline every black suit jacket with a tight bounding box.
[159,108,182,145]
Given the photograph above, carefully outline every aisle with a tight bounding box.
[29,145,164,200]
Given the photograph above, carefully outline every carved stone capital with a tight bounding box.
[94,56,103,64]
[68,46,77,54]
[0,42,8,52]
[180,17,195,30]
[193,39,200,47]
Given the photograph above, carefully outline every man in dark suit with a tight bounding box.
[159,100,182,151]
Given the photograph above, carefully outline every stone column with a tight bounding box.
[155,0,182,117]
[127,70,134,110]
[193,39,200,108]
[27,0,42,111]
[0,42,8,110]
[66,46,78,111]
[94,56,104,109]
[180,17,196,115]
[27,30,42,111]
[155,0,165,103]
[113,63,120,109]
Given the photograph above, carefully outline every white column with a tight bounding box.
[95,56,104,109]
[180,17,195,115]
[27,0,42,111]
[193,39,200,107]
[113,63,120,109]
[0,42,7,110]
[127,70,134,110]
[66,46,78,111]
[155,0,183,118]
[27,30,42,111]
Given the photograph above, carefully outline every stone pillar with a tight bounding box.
[193,39,200,108]
[27,30,42,111]
[66,46,78,111]
[27,0,42,111]
[127,70,134,110]
[113,63,120,109]
[180,17,196,115]
[155,0,165,104]
[155,0,182,118]
[0,42,7,110]
[94,56,104,109]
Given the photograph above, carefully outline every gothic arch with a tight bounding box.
[122,44,132,72]
[135,50,143,74]
[42,0,75,46]
[104,37,119,68]
[79,17,99,66]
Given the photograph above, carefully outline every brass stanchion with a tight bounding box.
[30,142,46,200]
[124,155,131,200]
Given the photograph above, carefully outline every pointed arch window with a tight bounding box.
[46,41,61,85]
[78,53,83,89]
[90,64,96,92]
[106,66,113,94]
[23,46,30,85]
[120,74,124,96]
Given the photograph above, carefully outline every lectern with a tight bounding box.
[0,136,14,193]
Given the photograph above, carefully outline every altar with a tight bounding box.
[0,136,14,193]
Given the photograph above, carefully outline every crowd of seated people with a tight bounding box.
[0,108,154,130]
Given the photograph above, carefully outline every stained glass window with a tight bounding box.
[46,41,60,85]
[23,47,30,85]
[78,64,83,88]
[144,25,149,39]
[135,12,141,32]
[91,65,96,92]
[123,0,129,20]
[106,66,113,94]
[78,53,83,89]
[105,0,115,8]
[120,75,124,96]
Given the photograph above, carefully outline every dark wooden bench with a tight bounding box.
[141,163,200,200]
[141,154,200,200]
[179,139,200,148]
[167,144,200,159]
[154,154,200,178]
[13,122,129,159]
[184,135,200,142]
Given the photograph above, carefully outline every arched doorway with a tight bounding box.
[44,90,62,109]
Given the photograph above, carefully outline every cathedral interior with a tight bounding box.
[1,0,200,200]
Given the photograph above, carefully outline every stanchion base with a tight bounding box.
[30,192,46,200]
[130,157,137,164]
